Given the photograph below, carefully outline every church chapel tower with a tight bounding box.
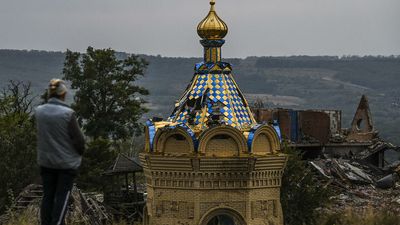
[140,1,287,225]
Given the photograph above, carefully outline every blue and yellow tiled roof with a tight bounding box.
[149,0,256,137]
[168,70,256,131]
[166,0,256,132]
[143,0,283,153]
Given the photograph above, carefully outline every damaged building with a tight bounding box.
[252,95,400,214]
[252,95,399,168]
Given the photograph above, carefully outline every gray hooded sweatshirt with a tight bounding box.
[35,98,85,170]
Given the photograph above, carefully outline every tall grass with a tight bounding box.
[4,206,132,225]
[318,207,400,225]
[4,205,39,225]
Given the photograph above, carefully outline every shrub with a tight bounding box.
[281,146,332,225]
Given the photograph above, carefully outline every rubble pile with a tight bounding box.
[310,158,400,214]
[66,186,112,225]
[356,140,398,161]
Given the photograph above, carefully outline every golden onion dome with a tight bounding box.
[197,0,228,40]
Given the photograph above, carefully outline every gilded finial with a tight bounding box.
[197,0,228,40]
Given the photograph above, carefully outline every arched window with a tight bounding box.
[252,133,273,154]
[153,127,196,154]
[206,134,239,157]
[199,208,246,225]
[207,214,235,225]
[198,126,247,157]
[248,125,280,154]
[356,119,368,131]
[164,134,191,154]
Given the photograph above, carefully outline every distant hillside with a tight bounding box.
[0,50,399,144]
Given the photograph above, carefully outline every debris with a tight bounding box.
[338,194,349,200]
[0,184,112,225]
[340,161,373,184]
[394,197,400,205]
[310,161,331,179]
[311,157,400,215]
[376,173,400,189]
[310,159,373,185]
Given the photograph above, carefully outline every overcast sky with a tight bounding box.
[1,0,399,57]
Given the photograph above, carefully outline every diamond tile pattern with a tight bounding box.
[169,72,255,130]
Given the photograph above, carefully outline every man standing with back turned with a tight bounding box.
[35,79,85,225]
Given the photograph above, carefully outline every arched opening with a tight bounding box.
[164,134,191,154]
[153,127,195,154]
[248,125,280,154]
[252,133,272,154]
[198,126,247,157]
[356,119,367,132]
[207,214,235,225]
[199,208,246,225]
[206,134,239,157]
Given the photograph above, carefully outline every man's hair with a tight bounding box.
[48,79,68,98]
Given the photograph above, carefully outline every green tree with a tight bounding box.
[76,138,116,190]
[0,81,37,213]
[62,47,149,190]
[281,147,331,225]
[63,47,149,140]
